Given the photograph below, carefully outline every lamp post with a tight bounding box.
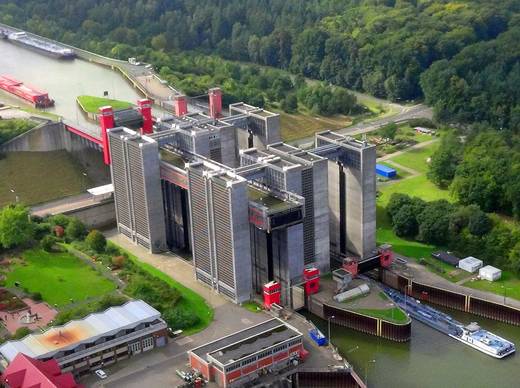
[10,189,19,203]
[327,315,335,345]
[365,359,376,386]
[501,286,511,305]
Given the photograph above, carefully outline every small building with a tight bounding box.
[479,265,502,282]
[431,251,459,266]
[458,256,483,273]
[1,353,83,388]
[376,164,397,178]
[189,318,304,387]
[414,127,436,135]
[0,300,167,378]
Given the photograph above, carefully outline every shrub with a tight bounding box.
[12,327,31,340]
[34,222,51,240]
[85,230,106,253]
[41,235,57,252]
[111,255,126,269]
[48,214,71,228]
[31,292,42,301]
[162,308,200,330]
[66,218,87,240]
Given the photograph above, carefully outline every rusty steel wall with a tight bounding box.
[296,371,362,388]
[324,304,378,337]
[380,320,411,342]
[411,282,466,311]
[469,297,520,326]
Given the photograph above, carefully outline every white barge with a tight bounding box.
[450,322,516,359]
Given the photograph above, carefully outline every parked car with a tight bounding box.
[95,369,107,379]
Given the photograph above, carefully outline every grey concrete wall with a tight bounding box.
[61,200,116,229]
[327,160,341,256]
[313,159,330,272]
[220,125,238,168]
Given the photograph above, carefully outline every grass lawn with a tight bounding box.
[378,175,452,206]
[110,243,213,335]
[463,271,520,302]
[242,300,262,313]
[277,109,351,142]
[0,151,92,207]
[5,248,116,306]
[390,142,439,174]
[354,307,409,324]
[77,95,134,114]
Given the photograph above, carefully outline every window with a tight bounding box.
[241,356,257,366]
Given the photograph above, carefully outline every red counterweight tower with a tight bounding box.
[99,106,114,165]
[138,99,153,134]
[174,95,188,116]
[263,281,281,309]
[208,87,222,119]
[303,267,320,295]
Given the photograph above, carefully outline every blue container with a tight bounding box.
[376,164,397,178]
[309,328,328,346]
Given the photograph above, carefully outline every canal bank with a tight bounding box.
[303,306,520,388]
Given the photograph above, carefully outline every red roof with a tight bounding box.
[1,353,83,388]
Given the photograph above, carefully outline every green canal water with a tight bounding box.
[304,308,520,388]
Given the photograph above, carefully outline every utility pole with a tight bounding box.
[327,315,335,345]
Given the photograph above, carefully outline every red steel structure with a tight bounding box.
[303,267,320,295]
[138,99,153,134]
[263,281,281,308]
[208,87,222,118]
[174,95,188,116]
[99,105,115,165]
[0,75,54,108]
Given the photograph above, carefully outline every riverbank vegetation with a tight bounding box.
[0,119,36,145]
[76,95,133,114]
[1,1,518,130]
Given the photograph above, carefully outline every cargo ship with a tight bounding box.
[0,75,55,108]
[7,31,75,59]
[383,287,515,358]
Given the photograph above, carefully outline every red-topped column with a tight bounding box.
[174,95,188,116]
[138,99,153,134]
[99,106,114,165]
[208,87,222,119]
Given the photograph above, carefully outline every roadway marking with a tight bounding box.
[241,318,253,325]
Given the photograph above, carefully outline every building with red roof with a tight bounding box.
[1,353,83,388]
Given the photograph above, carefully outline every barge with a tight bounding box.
[7,31,75,59]
[0,75,54,108]
[383,287,515,358]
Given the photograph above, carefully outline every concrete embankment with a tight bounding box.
[381,269,520,326]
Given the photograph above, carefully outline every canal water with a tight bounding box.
[304,308,520,388]
[0,39,144,130]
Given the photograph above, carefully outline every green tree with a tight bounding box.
[509,242,520,276]
[428,132,463,188]
[417,200,454,245]
[0,205,33,249]
[467,209,492,237]
[392,205,418,237]
[151,34,167,51]
[85,230,106,253]
[387,193,412,221]
[41,235,57,252]
[380,123,398,141]
[280,93,298,113]
[66,218,87,240]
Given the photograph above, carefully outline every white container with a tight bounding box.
[479,265,502,281]
[458,256,483,273]
[333,284,370,303]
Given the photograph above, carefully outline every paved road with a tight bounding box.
[292,104,433,148]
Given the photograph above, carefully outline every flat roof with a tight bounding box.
[190,319,300,366]
[0,300,161,362]
[248,187,295,213]
[160,149,186,168]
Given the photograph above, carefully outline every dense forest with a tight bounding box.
[0,0,519,129]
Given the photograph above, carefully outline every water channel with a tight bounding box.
[304,307,520,388]
[0,39,144,130]
[2,35,520,388]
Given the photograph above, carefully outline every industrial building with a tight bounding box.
[0,300,167,377]
[188,318,304,387]
[105,89,378,305]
